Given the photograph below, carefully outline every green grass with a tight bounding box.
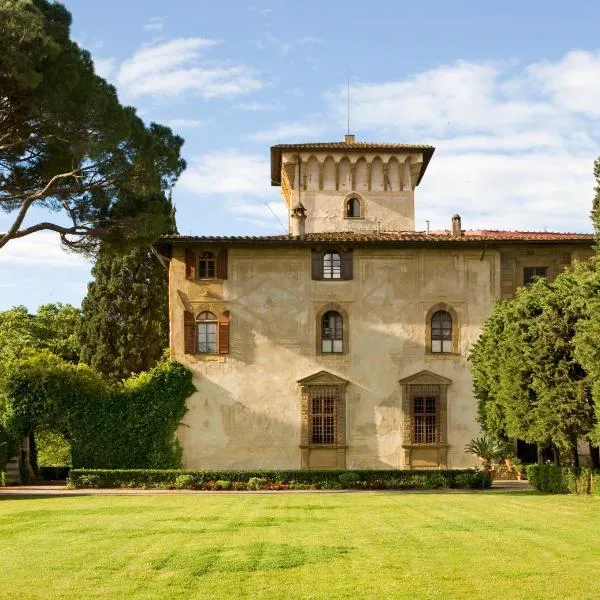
[1,491,599,599]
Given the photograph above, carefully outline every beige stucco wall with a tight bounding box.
[170,244,509,470]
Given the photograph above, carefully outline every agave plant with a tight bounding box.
[464,436,509,471]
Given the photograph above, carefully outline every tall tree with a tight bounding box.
[0,0,185,252]
[472,266,597,464]
[77,200,176,382]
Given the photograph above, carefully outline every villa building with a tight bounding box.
[161,136,594,470]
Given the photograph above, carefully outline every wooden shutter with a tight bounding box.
[185,249,196,280]
[340,249,353,280]
[184,310,196,354]
[218,311,230,355]
[311,250,322,280]
[216,249,228,279]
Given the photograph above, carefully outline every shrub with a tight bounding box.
[527,465,598,494]
[68,468,488,490]
[246,477,269,490]
[338,472,361,487]
[174,474,197,490]
[216,479,231,490]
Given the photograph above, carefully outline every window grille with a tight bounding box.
[431,310,452,353]
[523,266,547,285]
[411,384,440,444]
[197,311,217,353]
[310,386,337,444]
[322,311,343,353]
[198,251,216,278]
[322,252,342,279]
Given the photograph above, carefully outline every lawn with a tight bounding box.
[0,490,599,599]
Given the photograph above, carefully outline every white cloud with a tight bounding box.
[166,118,206,129]
[263,32,324,55]
[325,52,600,233]
[99,38,262,99]
[94,57,117,80]
[0,232,92,268]
[239,100,282,111]
[143,16,166,32]
[248,5,272,16]
[248,120,325,142]
[527,50,600,117]
[177,150,286,230]
[179,150,271,196]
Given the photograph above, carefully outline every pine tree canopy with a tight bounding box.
[0,0,186,252]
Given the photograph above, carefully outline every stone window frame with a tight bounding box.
[425,303,459,355]
[298,370,349,469]
[344,193,365,219]
[399,370,451,469]
[315,303,350,356]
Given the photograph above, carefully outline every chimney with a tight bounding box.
[451,214,462,237]
[344,134,355,143]
[290,203,307,238]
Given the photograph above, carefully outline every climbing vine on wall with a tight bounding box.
[2,352,194,469]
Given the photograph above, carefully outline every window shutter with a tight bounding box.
[185,249,196,280]
[216,249,228,279]
[218,311,230,354]
[340,249,353,280]
[184,310,196,354]
[311,250,322,280]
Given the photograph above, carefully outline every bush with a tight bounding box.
[338,472,361,487]
[527,465,597,494]
[174,474,197,490]
[68,468,489,490]
[247,477,269,490]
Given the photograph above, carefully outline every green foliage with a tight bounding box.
[35,429,70,466]
[0,0,185,252]
[78,246,169,382]
[2,352,194,468]
[471,262,597,454]
[67,468,490,490]
[526,465,596,494]
[464,435,510,470]
[0,303,80,381]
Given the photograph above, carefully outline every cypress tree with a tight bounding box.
[78,197,176,382]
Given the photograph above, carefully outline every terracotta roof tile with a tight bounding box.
[162,230,594,244]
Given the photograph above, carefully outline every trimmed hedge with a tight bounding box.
[68,468,491,490]
[526,465,600,495]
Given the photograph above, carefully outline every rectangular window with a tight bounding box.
[523,266,547,285]
[411,385,440,445]
[310,388,337,444]
[197,322,217,353]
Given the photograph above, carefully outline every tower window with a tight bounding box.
[346,197,361,218]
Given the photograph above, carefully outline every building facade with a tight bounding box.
[162,137,594,470]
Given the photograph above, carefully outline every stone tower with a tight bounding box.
[271,135,434,234]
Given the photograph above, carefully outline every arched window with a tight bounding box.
[346,197,361,218]
[198,251,216,278]
[322,252,342,279]
[321,311,343,353]
[431,311,452,353]
[197,311,218,353]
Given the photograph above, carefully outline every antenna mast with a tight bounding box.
[347,75,350,135]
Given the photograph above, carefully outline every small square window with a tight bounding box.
[523,266,547,285]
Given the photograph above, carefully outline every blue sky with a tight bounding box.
[2,0,600,310]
